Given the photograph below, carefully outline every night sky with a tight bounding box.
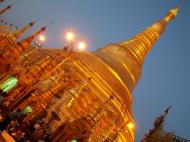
[1,0,190,141]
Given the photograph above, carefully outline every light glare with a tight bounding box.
[66,32,75,41]
[39,35,46,42]
[78,42,86,50]
[127,122,134,130]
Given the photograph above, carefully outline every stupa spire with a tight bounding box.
[14,20,36,39]
[20,26,46,48]
[94,7,179,90]
[0,4,12,15]
[119,6,179,65]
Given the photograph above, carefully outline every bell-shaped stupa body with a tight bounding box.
[0,7,179,142]
[50,7,179,142]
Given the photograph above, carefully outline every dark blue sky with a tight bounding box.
[1,0,190,141]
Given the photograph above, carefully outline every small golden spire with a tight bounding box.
[0,4,12,15]
[14,20,36,39]
[20,26,46,48]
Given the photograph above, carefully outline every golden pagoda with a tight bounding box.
[0,3,179,142]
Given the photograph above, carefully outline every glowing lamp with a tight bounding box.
[127,122,134,130]
[78,42,86,50]
[39,35,46,42]
[66,32,75,41]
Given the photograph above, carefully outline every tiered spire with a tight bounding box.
[0,21,35,49]
[19,26,46,48]
[14,20,36,39]
[94,7,179,90]
[0,26,46,66]
[119,6,180,65]
[141,106,172,142]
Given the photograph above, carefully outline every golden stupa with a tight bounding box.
[0,2,179,142]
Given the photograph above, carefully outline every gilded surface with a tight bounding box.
[0,6,179,142]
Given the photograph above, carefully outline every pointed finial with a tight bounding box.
[20,20,53,43]
[31,26,46,37]
[0,1,17,15]
[14,20,36,38]
[26,19,38,27]
[154,106,171,127]
[164,105,172,116]
[20,26,46,47]
[45,20,54,27]
[0,4,12,15]
[178,0,184,9]
[173,0,184,15]
[164,1,183,22]
[6,4,12,9]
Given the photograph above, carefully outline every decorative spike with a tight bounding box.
[141,106,173,142]
[163,105,171,118]
[14,20,36,38]
[45,20,54,27]
[0,4,12,15]
[177,0,184,10]
[20,26,46,47]
[154,106,171,127]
